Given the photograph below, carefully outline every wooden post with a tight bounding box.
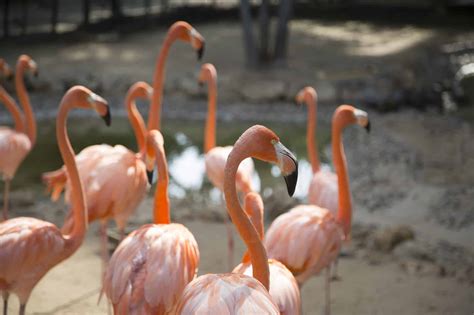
[51,0,58,34]
[83,0,90,25]
[3,0,10,37]
[274,0,293,63]
[240,0,258,68]
[21,0,27,35]
[259,0,270,61]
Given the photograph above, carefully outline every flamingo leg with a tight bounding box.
[100,222,109,281]
[331,258,340,281]
[324,265,331,315]
[2,179,11,221]
[18,304,25,315]
[224,213,234,271]
[2,292,9,315]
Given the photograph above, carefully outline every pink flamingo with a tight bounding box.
[0,55,37,221]
[233,192,301,315]
[148,21,205,131]
[199,63,255,270]
[176,125,298,314]
[103,129,199,315]
[296,86,338,214]
[0,86,110,315]
[42,82,152,271]
[264,105,370,315]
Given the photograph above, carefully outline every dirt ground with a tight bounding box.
[2,19,474,314]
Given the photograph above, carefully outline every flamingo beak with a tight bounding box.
[365,120,371,133]
[274,141,298,197]
[146,169,154,185]
[197,42,205,61]
[101,106,111,126]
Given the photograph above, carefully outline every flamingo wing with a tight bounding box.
[0,128,31,179]
[308,169,339,215]
[264,205,343,284]
[0,217,65,302]
[104,223,199,314]
[62,145,147,230]
[176,273,279,314]
[233,259,301,315]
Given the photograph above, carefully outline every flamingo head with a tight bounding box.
[128,81,153,102]
[295,86,317,107]
[334,105,370,133]
[18,54,38,77]
[198,63,216,86]
[145,130,165,185]
[173,21,205,61]
[0,59,13,80]
[235,125,298,196]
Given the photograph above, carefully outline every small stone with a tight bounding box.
[372,225,415,252]
[241,80,286,102]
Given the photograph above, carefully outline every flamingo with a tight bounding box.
[296,86,338,214]
[0,86,110,315]
[0,55,37,221]
[148,21,205,131]
[264,105,370,315]
[42,82,152,272]
[103,129,199,315]
[199,63,256,270]
[233,192,301,315]
[176,125,298,314]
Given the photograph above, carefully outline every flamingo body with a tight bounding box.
[233,259,301,315]
[205,146,254,194]
[308,169,338,215]
[0,128,31,180]
[103,223,199,314]
[0,217,67,303]
[176,273,279,314]
[264,205,343,284]
[45,144,148,232]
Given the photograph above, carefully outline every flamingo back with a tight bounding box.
[0,217,66,303]
[176,273,279,314]
[307,169,338,215]
[205,146,255,194]
[233,259,301,315]
[103,223,199,314]
[264,205,343,285]
[0,128,31,179]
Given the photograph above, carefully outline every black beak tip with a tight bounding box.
[146,170,154,185]
[197,43,205,61]
[6,73,13,81]
[34,71,39,78]
[102,107,111,126]
[365,120,371,133]
[283,166,298,197]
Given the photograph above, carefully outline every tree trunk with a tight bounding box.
[3,0,10,37]
[110,0,123,20]
[83,0,90,25]
[274,0,293,63]
[240,0,258,68]
[51,0,58,34]
[258,0,270,62]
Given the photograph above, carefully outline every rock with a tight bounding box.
[393,240,435,262]
[263,187,299,221]
[372,225,415,252]
[241,80,286,102]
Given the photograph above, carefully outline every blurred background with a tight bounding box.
[1,0,473,314]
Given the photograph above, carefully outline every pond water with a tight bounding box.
[12,116,331,200]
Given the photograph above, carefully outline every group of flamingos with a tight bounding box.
[0,21,370,315]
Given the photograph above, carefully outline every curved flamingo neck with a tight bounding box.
[151,139,170,224]
[15,62,36,145]
[332,118,352,239]
[204,74,217,153]
[242,194,264,264]
[126,93,147,154]
[148,26,182,131]
[0,86,25,132]
[58,91,88,251]
[304,93,320,173]
[224,145,270,290]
